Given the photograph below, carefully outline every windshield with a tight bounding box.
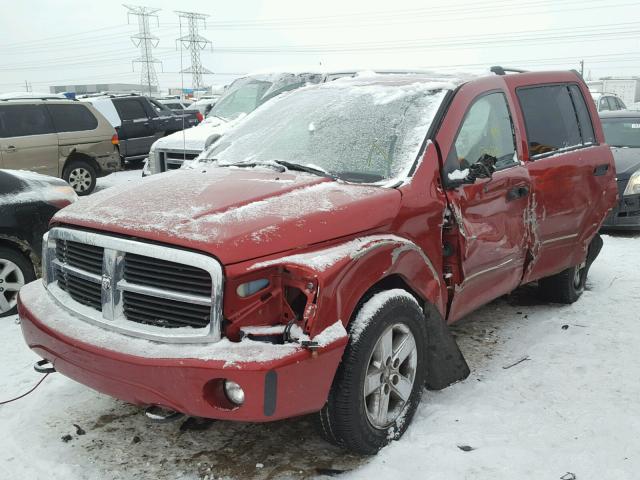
[602,117,640,148]
[200,81,448,183]
[207,79,273,120]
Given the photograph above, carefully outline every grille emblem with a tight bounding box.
[101,274,112,291]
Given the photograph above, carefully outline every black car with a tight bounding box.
[600,111,640,230]
[0,169,77,316]
[82,94,196,165]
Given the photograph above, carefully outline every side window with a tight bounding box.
[568,85,596,144]
[599,97,610,111]
[46,104,98,133]
[113,98,148,121]
[446,92,517,174]
[517,85,581,156]
[0,105,54,137]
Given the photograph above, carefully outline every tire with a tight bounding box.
[315,290,428,454]
[63,160,97,195]
[538,261,587,304]
[0,246,35,317]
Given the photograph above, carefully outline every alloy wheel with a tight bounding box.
[68,167,92,193]
[364,323,418,429]
[0,259,25,314]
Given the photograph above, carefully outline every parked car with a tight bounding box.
[145,72,324,174]
[155,99,202,126]
[0,169,76,316]
[184,96,220,117]
[81,94,194,166]
[600,110,640,230]
[18,70,616,454]
[0,97,120,195]
[591,91,627,112]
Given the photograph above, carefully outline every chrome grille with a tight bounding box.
[158,149,200,172]
[56,240,103,275]
[124,253,212,296]
[43,227,223,343]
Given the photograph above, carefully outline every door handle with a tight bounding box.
[593,164,609,176]
[5,145,17,153]
[507,185,529,201]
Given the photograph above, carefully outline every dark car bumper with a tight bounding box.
[601,193,640,230]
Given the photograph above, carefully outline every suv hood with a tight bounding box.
[152,117,237,152]
[53,168,402,265]
[611,147,640,180]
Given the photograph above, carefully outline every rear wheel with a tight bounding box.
[0,246,35,317]
[63,160,97,195]
[315,290,428,454]
[538,261,587,304]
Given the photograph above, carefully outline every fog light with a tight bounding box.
[223,380,245,406]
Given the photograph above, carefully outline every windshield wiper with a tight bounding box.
[271,160,338,180]
[218,160,286,172]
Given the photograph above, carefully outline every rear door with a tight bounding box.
[513,81,617,282]
[0,104,59,176]
[112,97,156,158]
[439,85,531,322]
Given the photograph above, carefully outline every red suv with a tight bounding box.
[18,69,617,454]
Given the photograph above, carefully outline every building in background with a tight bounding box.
[49,83,158,95]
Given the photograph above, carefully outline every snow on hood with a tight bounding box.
[152,117,237,152]
[53,167,402,265]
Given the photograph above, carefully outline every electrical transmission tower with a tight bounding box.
[175,11,213,91]
[124,4,161,95]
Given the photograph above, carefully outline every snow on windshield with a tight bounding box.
[198,80,451,184]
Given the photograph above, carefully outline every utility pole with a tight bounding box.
[124,4,161,96]
[24,80,31,93]
[175,11,213,92]
[579,60,584,77]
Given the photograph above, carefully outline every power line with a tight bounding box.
[124,4,162,95]
[175,11,213,90]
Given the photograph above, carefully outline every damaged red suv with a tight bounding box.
[18,68,617,454]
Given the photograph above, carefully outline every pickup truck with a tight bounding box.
[82,94,195,165]
[18,69,617,454]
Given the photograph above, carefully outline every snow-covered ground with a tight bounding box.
[1,232,638,479]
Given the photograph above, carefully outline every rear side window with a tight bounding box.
[568,85,595,144]
[47,104,98,132]
[113,98,148,120]
[518,85,587,156]
[599,97,610,111]
[0,104,54,138]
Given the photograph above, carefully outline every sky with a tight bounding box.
[1,0,639,94]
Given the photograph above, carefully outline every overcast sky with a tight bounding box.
[1,0,639,94]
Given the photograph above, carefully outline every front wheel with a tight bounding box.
[0,246,35,317]
[315,290,428,454]
[63,160,97,195]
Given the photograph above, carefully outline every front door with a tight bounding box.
[0,104,59,176]
[112,97,156,158]
[439,90,531,322]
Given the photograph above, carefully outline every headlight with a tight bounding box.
[624,170,640,196]
[44,185,78,207]
[236,278,269,297]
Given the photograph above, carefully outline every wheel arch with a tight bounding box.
[0,235,39,276]
[62,150,99,175]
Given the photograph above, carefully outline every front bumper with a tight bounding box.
[602,193,640,230]
[18,281,346,422]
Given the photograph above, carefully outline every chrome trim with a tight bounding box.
[43,227,224,343]
[463,258,514,284]
[541,233,579,245]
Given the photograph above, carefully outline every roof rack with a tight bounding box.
[490,66,528,76]
[0,95,75,102]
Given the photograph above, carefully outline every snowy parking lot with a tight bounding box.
[1,228,638,479]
